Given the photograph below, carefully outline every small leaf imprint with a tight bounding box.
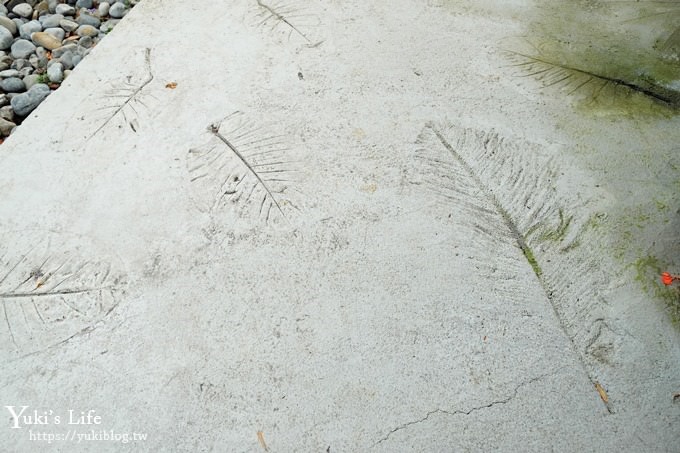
[86,47,156,141]
[253,0,323,47]
[0,233,127,360]
[187,111,301,224]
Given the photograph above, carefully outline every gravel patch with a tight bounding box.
[0,0,138,141]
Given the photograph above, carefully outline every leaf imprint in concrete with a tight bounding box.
[187,111,301,224]
[414,123,616,412]
[87,47,155,141]
[253,0,323,47]
[0,233,127,360]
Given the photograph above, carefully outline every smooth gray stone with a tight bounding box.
[55,3,75,16]
[0,69,21,77]
[78,35,93,48]
[98,2,110,17]
[76,12,100,28]
[46,61,62,82]
[19,20,41,40]
[75,0,93,8]
[10,83,50,116]
[108,2,127,19]
[10,39,36,59]
[44,27,64,41]
[51,43,76,58]
[59,18,78,32]
[0,26,13,50]
[38,13,63,28]
[0,77,26,92]
[56,49,73,69]
[12,3,34,18]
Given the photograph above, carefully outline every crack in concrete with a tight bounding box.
[373,371,558,447]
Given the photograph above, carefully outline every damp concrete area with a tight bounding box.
[1,0,679,451]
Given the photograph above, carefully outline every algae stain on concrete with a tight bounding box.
[511,0,680,115]
[611,200,680,326]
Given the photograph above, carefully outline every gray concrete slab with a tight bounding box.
[1,0,679,451]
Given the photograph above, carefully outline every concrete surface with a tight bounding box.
[1,0,679,451]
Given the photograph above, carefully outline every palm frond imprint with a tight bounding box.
[0,235,127,360]
[506,50,680,109]
[414,123,615,411]
[187,111,300,224]
[254,0,322,47]
[87,47,155,141]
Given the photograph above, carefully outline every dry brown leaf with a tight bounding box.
[165,82,178,89]
[257,431,269,452]
[595,382,608,404]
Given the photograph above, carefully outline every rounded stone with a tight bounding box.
[76,24,98,37]
[0,104,14,121]
[0,117,16,137]
[10,39,36,59]
[10,83,50,116]
[76,12,100,28]
[0,16,18,36]
[12,3,34,19]
[19,20,42,40]
[0,77,26,92]
[43,27,65,41]
[38,13,63,28]
[0,26,13,50]
[78,35,93,48]
[31,31,62,50]
[23,73,39,89]
[47,0,58,14]
[108,2,127,19]
[0,69,21,77]
[98,2,110,17]
[56,49,73,69]
[54,4,75,16]
[59,19,78,32]
[51,43,75,58]
[75,0,93,8]
[46,61,62,82]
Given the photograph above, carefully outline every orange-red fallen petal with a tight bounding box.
[661,272,674,286]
